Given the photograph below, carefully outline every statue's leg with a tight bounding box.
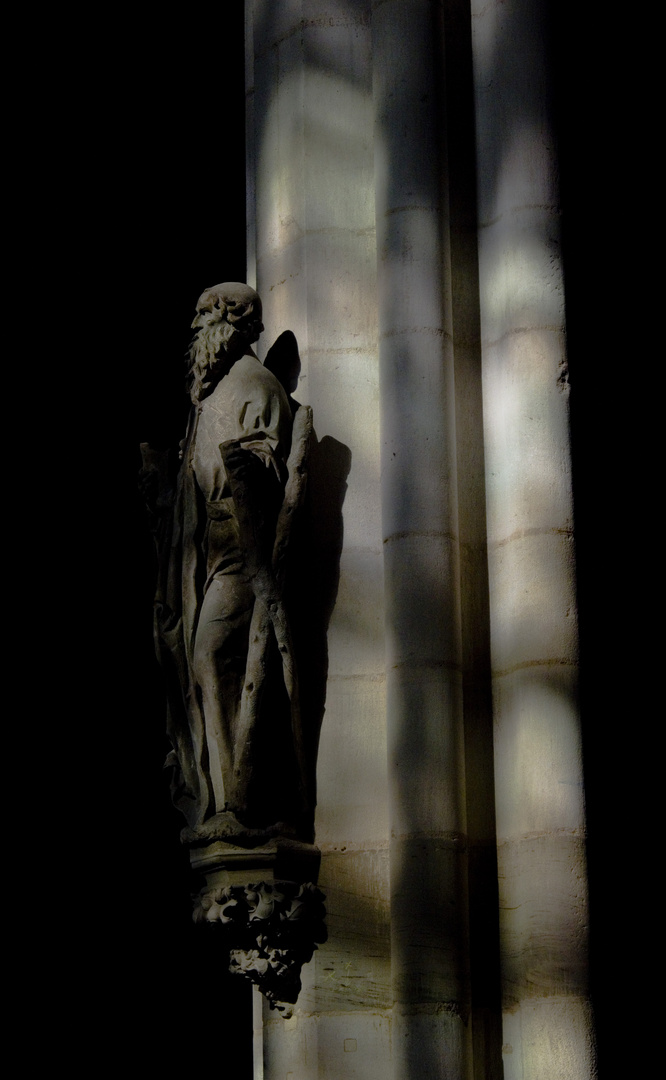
[192,572,254,817]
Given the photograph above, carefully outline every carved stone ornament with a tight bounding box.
[193,880,327,1016]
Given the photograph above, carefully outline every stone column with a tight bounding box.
[471,1,596,1076]
[247,2,391,1076]
[373,3,469,1077]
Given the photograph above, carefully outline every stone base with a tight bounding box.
[192,874,326,1016]
[188,834,321,892]
[187,835,324,1016]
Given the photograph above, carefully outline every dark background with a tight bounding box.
[73,5,255,1075]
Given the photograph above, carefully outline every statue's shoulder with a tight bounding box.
[230,355,290,404]
[236,353,276,380]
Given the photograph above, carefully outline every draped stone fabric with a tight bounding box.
[154,352,311,836]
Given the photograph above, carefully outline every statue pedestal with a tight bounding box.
[189,835,321,892]
[188,836,325,1016]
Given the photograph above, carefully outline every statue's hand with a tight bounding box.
[221,436,283,484]
[220,438,252,476]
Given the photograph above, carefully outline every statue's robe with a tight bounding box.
[156,355,299,830]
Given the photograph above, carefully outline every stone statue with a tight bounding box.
[142,283,314,844]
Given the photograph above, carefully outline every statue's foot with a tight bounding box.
[181,812,301,847]
[180,810,246,844]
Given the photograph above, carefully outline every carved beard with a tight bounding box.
[188,318,240,403]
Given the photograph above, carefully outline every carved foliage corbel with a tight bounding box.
[193,881,327,1016]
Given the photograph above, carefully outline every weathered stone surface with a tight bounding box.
[472,0,595,1074]
[497,832,589,1002]
[262,1007,393,1080]
[501,997,596,1080]
[309,849,391,1013]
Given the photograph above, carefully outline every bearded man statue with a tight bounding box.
[143,283,314,843]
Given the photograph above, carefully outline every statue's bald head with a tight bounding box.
[188,282,265,402]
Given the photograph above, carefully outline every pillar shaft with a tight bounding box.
[471,1,595,1075]
[247,3,391,1077]
[373,3,469,1076]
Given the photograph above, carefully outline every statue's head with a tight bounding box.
[188,282,264,402]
